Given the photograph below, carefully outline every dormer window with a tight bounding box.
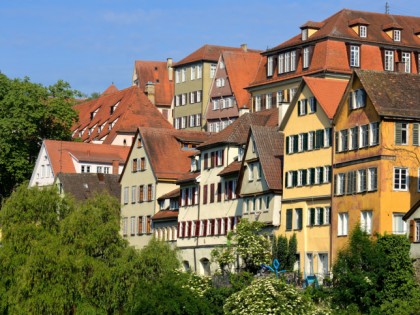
[267,56,274,76]
[219,61,225,69]
[302,28,308,41]
[394,30,401,41]
[360,25,367,38]
[110,101,119,115]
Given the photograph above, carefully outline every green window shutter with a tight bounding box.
[319,129,324,147]
[292,171,298,187]
[395,122,402,145]
[335,131,339,153]
[286,136,290,154]
[302,169,307,185]
[349,92,354,110]
[413,123,419,146]
[328,166,332,182]
[310,168,315,185]
[319,208,324,225]
[293,135,298,153]
[297,100,301,116]
[285,172,289,187]
[310,208,315,225]
[303,133,308,151]
[334,174,337,195]
[286,209,293,230]
[320,167,324,183]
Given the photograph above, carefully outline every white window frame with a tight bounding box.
[367,167,378,192]
[338,212,348,236]
[278,53,284,74]
[402,52,411,73]
[255,95,261,112]
[384,50,394,71]
[248,164,254,181]
[175,70,180,83]
[290,51,296,71]
[210,64,217,78]
[197,65,202,79]
[393,167,409,191]
[361,210,372,234]
[181,68,186,82]
[350,45,360,67]
[267,56,274,76]
[303,47,309,68]
[123,187,129,204]
[394,29,401,42]
[393,213,407,235]
[359,25,367,38]
[191,66,196,80]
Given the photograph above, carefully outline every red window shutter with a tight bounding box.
[195,220,200,236]
[184,188,188,206]
[139,217,143,234]
[230,216,235,230]
[203,185,208,204]
[204,153,208,169]
[210,219,215,236]
[409,220,415,243]
[224,218,229,235]
[177,222,181,238]
[228,181,233,200]
[221,149,225,166]
[210,184,215,203]
[192,187,196,205]
[224,182,228,200]
[217,219,222,235]
[203,220,208,236]
[217,183,222,202]
[188,221,192,238]
[211,152,215,168]
[182,222,186,238]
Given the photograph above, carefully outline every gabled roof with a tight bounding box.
[279,77,347,131]
[56,173,120,201]
[250,126,283,191]
[102,84,119,95]
[267,9,420,53]
[133,60,174,107]
[174,44,261,67]
[354,70,420,119]
[403,199,420,221]
[44,140,130,175]
[134,128,211,180]
[72,86,172,144]
[198,108,279,150]
[151,210,179,221]
[223,51,263,109]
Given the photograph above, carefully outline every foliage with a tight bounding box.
[332,225,420,314]
[0,73,80,201]
[272,234,297,271]
[212,219,271,274]
[224,276,327,315]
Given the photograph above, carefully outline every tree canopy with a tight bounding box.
[0,73,80,201]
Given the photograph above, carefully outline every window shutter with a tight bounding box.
[204,153,208,169]
[177,222,180,238]
[361,89,367,106]
[285,172,289,187]
[303,133,308,151]
[293,171,298,187]
[224,218,229,235]
[210,152,215,168]
[203,185,208,204]
[335,131,339,153]
[320,167,324,183]
[409,220,415,243]
[286,209,293,230]
[217,182,222,202]
[286,136,290,154]
[349,92,354,110]
[310,208,315,225]
[210,183,215,203]
[319,208,324,225]
[328,166,332,182]
[297,100,301,115]
[414,123,419,146]
[293,135,298,153]
[297,208,303,229]
[395,123,402,145]
[302,169,307,185]
[310,168,315,185]
[334,174,337,195]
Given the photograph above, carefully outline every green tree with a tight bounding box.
[0,74,80,200]
[286,233,297,270]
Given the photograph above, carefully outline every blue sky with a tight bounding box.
[1,0,419,95]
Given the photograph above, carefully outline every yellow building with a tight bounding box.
[332,70,420,262]
[279,77,347,278]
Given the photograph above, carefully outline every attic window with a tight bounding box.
[110,101,120,115]
[360,25,367,38]
[137,137,142,148]
[394,30,401,41]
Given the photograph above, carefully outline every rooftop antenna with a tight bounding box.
[385,2,390,14]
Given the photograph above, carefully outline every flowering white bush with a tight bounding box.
[223,276,328,315]
[183,273,211,297]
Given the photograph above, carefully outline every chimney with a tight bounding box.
[167,58,173,81]
[241,44,248,52]
[112,160,119,175]
[144,81,156,105]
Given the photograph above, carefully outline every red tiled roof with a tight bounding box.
[151,210,179,221]
[224,51,262,109]
[250,126,283,191]
[174,44,261,66]
[303,77,348,119]
[157,187,180,200]
[138,128,211,180]
[44,140,130,176]
[134,60,174,107]
[72,86,172,144]
[102,84,119,95]
[348,17,370,26]
[218,160,241,177]
[354,70,420,119]
[300,21,324,29]
[176,171,200,184]
[199,108,279,149]
[382,22,403,30]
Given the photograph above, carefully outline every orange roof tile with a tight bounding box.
[102,84,119,95]
[72,86,172,144]
[218,160,242,177]
[137,128,211,180]
[174,44,261,66]
[134,60,174,107]
[151,210,179,221]
[303,77,348,119]
[199,108,279,149]
[44,140,130,176]
[157,187,180,200]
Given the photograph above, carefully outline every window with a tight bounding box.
[131,186,136,204]
[303,47,309,68]
[402,52,411,73]
[122,217,128,236]
[181,94,186,105]
[266,94,272,109]
[191,66,196,80]
[195,114,201,127]
[123,187,129,204]
[290,51,296,71]
[367,167,378,191]
[393,213,407,235]
[210,64,217,78]
[357,169,367,193]
[257,163,262,180]
[286,209,293,231]
[147,184,153,201]
[361,210,372,234]
[360,25,367,38]
[349,126,358,150]
[384,50,394,71]
[294,208,303,230]
[284,52,290,72]
[267,56,274,76]
[323,166,331,183]
[395,122,408,145]
[338,212,348,236]
[278,50,296,74]
[197,90,202,102]
[360,124,369,148]
[350,45,360,67]
[189,115,195,127]
[308,97,316,113]
[346,170,356,194]
[181,68,186,82]
[130,216,136,236]
[416,221,420,242]
[308,132,314,150]
[335,173,345,196]
[413,123,420,146]
[175,70,180,83]
[394,167,408,191]
[340,129,348,151]
[297,170,304,186]
[298,99,307,116]
[306,253,314,276]
[254,95,261,112]
[181,116,186,129]
[369,122,379,146]
[190,92,195,104]
[248,164,254,181]
[278,53,284,74]
[302,28,308,40]
[197,65,202,79]
[140,157,146,171]
[394,29,401,42]
[349,89,366,110]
